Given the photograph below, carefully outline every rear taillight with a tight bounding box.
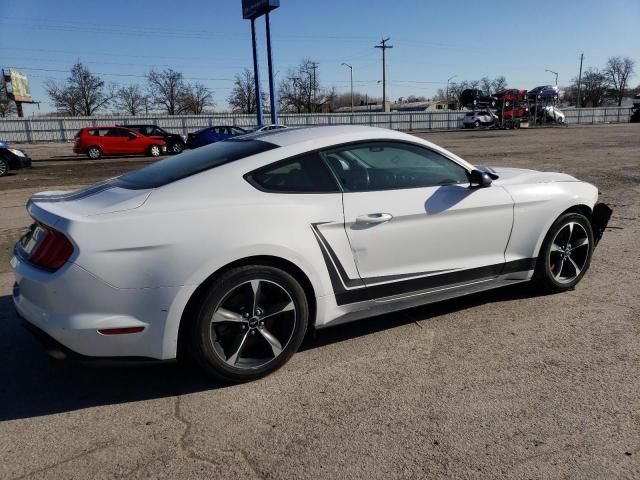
[28,225,74,271]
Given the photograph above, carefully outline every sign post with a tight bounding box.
[242,0,280,127]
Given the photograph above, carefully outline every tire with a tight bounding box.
[171,142,184,154]
[473,120,480,128]
[0,157,9,177]
[490,99,497,108]
[148,145,161,157]
[189,265,309,383]
[534,212,594,293]
[86,146,102,160]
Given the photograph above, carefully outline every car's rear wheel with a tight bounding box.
[171,142,184,154]
[534,212,594,292]
[86,146,102,160]
[0,157,9,177]
[190,265,308,382]
[148,145,161,157]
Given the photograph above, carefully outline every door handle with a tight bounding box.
[355,213,393,224]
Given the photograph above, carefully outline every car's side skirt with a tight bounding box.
[317,274,532,329]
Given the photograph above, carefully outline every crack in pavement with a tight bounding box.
[10,439,117,480]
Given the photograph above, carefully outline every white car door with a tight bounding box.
[321,141,515,301]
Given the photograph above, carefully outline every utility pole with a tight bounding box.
[309,61,319,112]
[446,75,457,108]
[375,38,393,112]
[576,53,584,108]
[341,63,354,113]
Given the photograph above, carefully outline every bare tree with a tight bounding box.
[491,76,508,92]
[579,68,610,107]
[44,79,83,116]
[479,77,492,95]
[146,68,185,115]
[604,56,635,106]
[115,84,147,115]
[180,83,213,114]
[0,76,17,117]
[228,69,262,113]
[278,59,323,113]
[45,62,113,116]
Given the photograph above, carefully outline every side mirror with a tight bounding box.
[469,169,492,188]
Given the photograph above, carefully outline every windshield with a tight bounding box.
[114,139,277,189]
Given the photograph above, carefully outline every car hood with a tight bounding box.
[481,166,579,186]
[27,180,152,226]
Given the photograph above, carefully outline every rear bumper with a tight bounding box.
[19,313,172,366]
[11,253,182,360]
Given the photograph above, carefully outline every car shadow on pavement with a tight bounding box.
[0,284,548,421]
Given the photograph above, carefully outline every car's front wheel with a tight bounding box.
[534,212,594,292]
[473,120,480,128]
[190,265,309,382]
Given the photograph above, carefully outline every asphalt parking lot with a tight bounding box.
[1,124,639,480]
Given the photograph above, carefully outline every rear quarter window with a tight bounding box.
[114,139,277,189]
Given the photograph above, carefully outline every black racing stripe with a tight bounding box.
[311,223,457,287]
[311,223,364,289]
[310,223,537,306]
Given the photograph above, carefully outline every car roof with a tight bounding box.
[237,125,420,148]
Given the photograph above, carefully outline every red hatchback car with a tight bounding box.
[73,126,166,159]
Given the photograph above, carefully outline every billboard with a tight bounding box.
[5,69,32,102]
[242,0,279,19]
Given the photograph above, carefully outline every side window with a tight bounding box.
[246,153,340,193]
[321,142,469,192]
[230,127,245,134]
[97,129,111,137]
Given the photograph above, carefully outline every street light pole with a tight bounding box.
[341,63,353,113]
[545,69,559,85]
[446,74,457,108]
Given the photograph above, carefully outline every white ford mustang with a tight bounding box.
[11,126,611,381]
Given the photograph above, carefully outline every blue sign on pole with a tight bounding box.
[242,0,279,20]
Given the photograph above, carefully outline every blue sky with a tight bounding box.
[1,0,639,115]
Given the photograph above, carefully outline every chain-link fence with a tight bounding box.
[0,107,632,143]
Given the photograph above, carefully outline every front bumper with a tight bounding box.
[11,253,182,360]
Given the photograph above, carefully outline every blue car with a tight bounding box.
[186,126,247,149]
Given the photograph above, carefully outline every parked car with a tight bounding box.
[463,110,497,128]
[186,126,247,149]
[633,94,640,109]
[499,105,529,119]
[73,127,167,160]
[122,124,186,154]
[533,105,565,124]
[12,125,612,382]
[250,124,289,133]
[527,85,559,100]
[0,139,32,177]
[495,89,528,107]
[460,89,497,108]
